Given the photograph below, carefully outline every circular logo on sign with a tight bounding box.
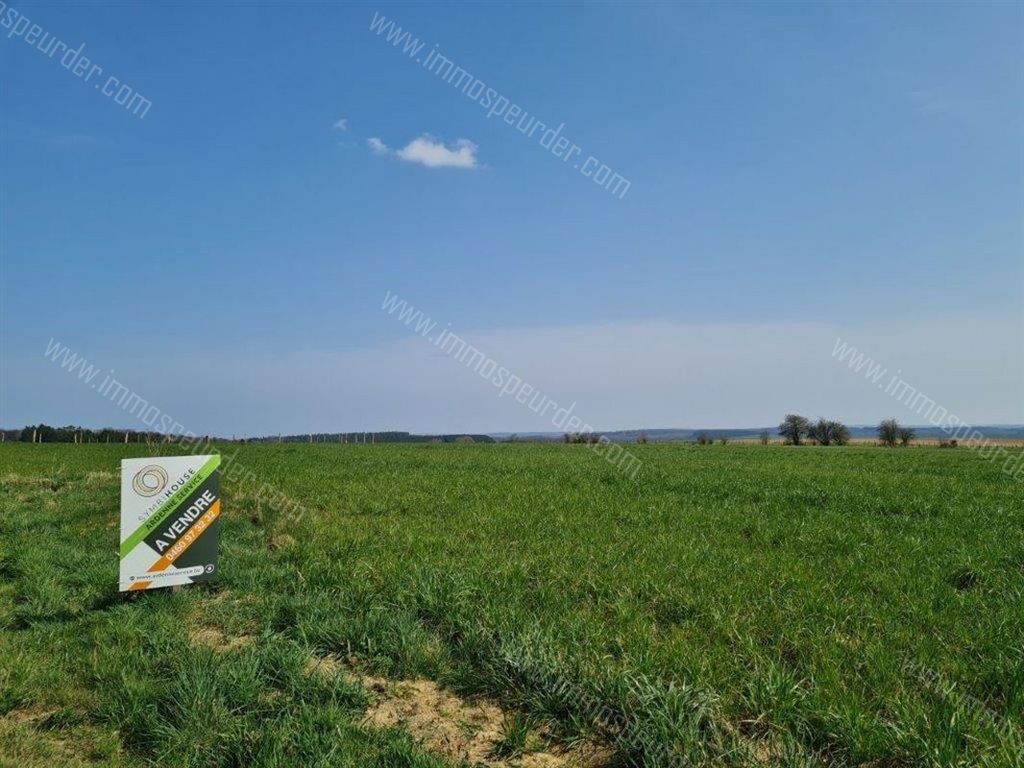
[205,564,215,574]
[132,465,168,497]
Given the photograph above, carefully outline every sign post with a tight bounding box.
[119,455,222,592]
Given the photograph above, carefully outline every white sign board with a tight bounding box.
[119,454,222,592]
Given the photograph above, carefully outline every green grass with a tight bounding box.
[1,442,1022,767]
[490,712,539,759]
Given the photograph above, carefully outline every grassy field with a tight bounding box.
[1,443,1022,767]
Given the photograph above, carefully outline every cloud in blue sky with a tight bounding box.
[368,135,479,169]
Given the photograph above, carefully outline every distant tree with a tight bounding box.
[807,419,851,446]
[807,419,825,445]
[779,414,810,445]
[718,436,728,445]
[832,422,851,446]
[694,431,713,446]
[563,433,571,443]
[759,430,770,445]
[878,419,900,447]
[636,432,649,444]
[898,426,916,447]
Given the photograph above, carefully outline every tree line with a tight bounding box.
[2,424,170,444]
[4,421,926,447]
[777,415,915,447]
[1,425,495,445]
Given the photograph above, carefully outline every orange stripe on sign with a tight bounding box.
[147,500,221,574]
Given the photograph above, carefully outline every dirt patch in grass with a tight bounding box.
[84,470,117,485]
[0,706,129,767]
[305,656,611,767]
[267,533,297,551]
[0,706,60,726]
[188,627,253,652]
[0,708,75,766]
[1,473,54,487]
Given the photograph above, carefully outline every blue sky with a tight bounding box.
[2,1,1022,434]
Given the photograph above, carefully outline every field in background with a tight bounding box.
[1,443,1022,767]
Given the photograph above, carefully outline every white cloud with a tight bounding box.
[396,136,478,168]
[333,118,348,131]
[367,134,479,169]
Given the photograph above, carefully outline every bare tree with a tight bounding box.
[878,419,900,447]
[832,422,851,446]
[898,425,915,447]
[694,431,713,446]
[759,430,770,445]
[778,414,810,445]
[808,418,851,446]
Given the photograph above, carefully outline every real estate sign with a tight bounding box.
[119,455,222,592]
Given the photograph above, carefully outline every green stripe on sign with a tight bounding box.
[120,455,221,559]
